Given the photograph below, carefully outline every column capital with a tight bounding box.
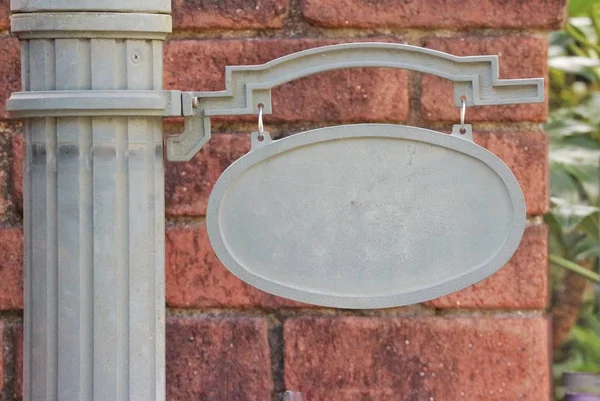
[11,12,171,40]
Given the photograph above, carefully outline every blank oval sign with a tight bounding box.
[207,124,525,309]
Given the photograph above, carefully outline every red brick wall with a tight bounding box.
[0,0,564,400]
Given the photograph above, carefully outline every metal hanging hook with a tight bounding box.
[258,103,265,136]
[460,97,467,129]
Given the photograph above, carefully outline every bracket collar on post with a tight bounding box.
[10,11,172,40]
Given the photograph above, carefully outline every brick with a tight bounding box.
[284,316,551,401]
[166,316,272,401]
[0,38,20,120]
[166,133,250,217]
[164,39,410,123]
[0,227,23,311]
[429,224,548,309]
[165,224,547,311]
[0,322,3,395]
[11,130,23,217]
[14,324,22,401]
[166,223,303,308]
[302,0,566,29]
[0,322,22,401]
[165,129,547,217]
[172,0,289,30]
[421,36,548,122]
[474,130,548,216]
[0,121,20,221]
[0,0,9,31]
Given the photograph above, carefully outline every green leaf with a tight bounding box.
[591,8,600,40]
[575,243,600,260]
[574,93,600,122]
[571,17,598,40]
[571,232,600,258]
[550,31,575,49]
[570,0,600,17]
[554,134,600,151]
[570,325,600,361]
[562,163,600,202]
[550,143,600,202]
[546,213,569,256]
[567,20,600,53]
[550,145,600,167]
[550,56,600,74]
[550,197,599,234]
[550,162,582,203]
[549,254,600,283]
[545,118,595,138]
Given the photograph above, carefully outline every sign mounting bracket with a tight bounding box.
[165,42,545,161]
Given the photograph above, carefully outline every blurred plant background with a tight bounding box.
[546,0,600,398]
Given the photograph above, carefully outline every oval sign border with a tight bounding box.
[207,124,526,309]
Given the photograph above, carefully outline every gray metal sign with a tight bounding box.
[159,42,543,309]
[207,124,526,309]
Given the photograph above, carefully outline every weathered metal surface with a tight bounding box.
[167,42,545,161]
[11,0,171,13]
[13,3,169,400]
[207,124,526,309]
[7,90,182,117]
[11,12,172,39]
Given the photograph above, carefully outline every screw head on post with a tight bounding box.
[131,50,142,64]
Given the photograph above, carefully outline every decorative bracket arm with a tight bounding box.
[163,42,544,161]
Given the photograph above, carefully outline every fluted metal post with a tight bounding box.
[8,1,171,400]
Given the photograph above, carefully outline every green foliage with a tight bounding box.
[546,4,600,397]
[568,311,600,372]
[547,13,600,278]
